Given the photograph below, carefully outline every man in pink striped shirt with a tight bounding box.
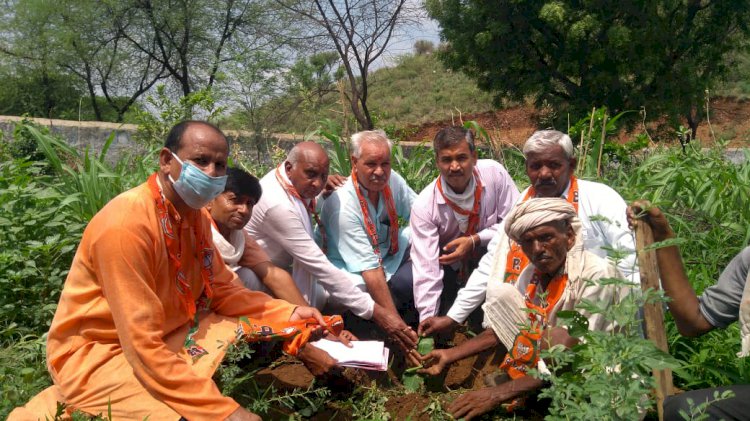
[411,126,520,335]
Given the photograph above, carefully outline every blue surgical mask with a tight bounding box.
[169,153,227,209]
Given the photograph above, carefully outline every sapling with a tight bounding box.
[402,337,435,392]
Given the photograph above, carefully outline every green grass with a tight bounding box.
[223,53,498,135]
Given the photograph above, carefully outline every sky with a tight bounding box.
[376,14,442,68]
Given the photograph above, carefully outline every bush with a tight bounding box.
[414,40,435,55]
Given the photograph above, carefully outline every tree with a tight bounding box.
[276,0,421,130]
[56,0,169,122]
[0,0,291,121]
[413,40,434,55]
[0,0,167,121]
[287,51,342,111]
[426,0,750,137]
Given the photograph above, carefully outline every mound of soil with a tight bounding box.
[443,332,506,390]
[403,105,539,148]
[401,96,750,148]
[249,331,514,420]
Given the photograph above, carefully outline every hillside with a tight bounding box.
[224,53,499,134]
[225,50,750,147]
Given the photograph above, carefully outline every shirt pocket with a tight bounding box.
[483,211,499,228]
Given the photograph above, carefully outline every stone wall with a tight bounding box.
[0,116,436,168]
[0,115,308,166]
[0,115,143,159]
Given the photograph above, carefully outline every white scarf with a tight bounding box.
[441,174,477,233]
[210,225,245,271]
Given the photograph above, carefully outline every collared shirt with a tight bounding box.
[410,159,520,321]
[447,178,639,323]
[319,170,416,284]
[246,168,375,319]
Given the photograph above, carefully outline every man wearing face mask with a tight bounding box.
[11,121,336,421]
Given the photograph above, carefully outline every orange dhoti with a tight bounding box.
[10,312,241,421]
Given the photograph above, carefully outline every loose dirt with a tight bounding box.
[250,331,516,420]
[401,97,750,148]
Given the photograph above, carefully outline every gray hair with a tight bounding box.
[350,130,392,158]
[523,130,575,159]
[286,141,327,165]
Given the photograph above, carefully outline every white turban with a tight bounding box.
[504,198,578,242]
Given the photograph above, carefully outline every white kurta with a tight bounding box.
[483,246,627,349]
[246,167,375,319]
[447,179,638,324]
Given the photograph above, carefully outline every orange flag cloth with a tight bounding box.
[237,314,344,356]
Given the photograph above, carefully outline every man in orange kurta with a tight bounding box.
[10,121,330,421]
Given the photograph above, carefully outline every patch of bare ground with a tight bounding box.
[250,330,554,420]
[401,97,750,149]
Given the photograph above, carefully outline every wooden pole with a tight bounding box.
[635,222,674,421]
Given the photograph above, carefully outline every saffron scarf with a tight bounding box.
[275,165,327,253]
[238,314,344,356]
[148,173,216,359]
[351,168,399,264]
[437,169,483,279]
[499,270,568,411]
[503,176,579,284]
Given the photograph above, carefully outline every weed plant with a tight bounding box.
[606,144,750,390]
[538,279,680,419]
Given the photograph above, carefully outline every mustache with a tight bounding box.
[535,179,556,187]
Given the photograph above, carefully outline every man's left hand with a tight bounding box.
[438,235,476,266]
[290,306,350,344]
[290,305,326,323]
[448,388,505,420]
[298,343,342,377]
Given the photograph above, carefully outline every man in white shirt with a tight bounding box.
[420,129,639,337]
[246,142,416,354]
[418,198,627,420]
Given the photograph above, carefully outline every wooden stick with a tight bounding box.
[635,222,674,421]
[596,113,607,178]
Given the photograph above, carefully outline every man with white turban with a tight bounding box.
[419,130,638,337]
[418,198,628,420]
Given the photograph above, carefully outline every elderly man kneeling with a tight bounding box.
[419,198,628,420]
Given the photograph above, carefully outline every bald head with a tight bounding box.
[284,141,330,199]
[287,142,329,166]
[165,120,227,153]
